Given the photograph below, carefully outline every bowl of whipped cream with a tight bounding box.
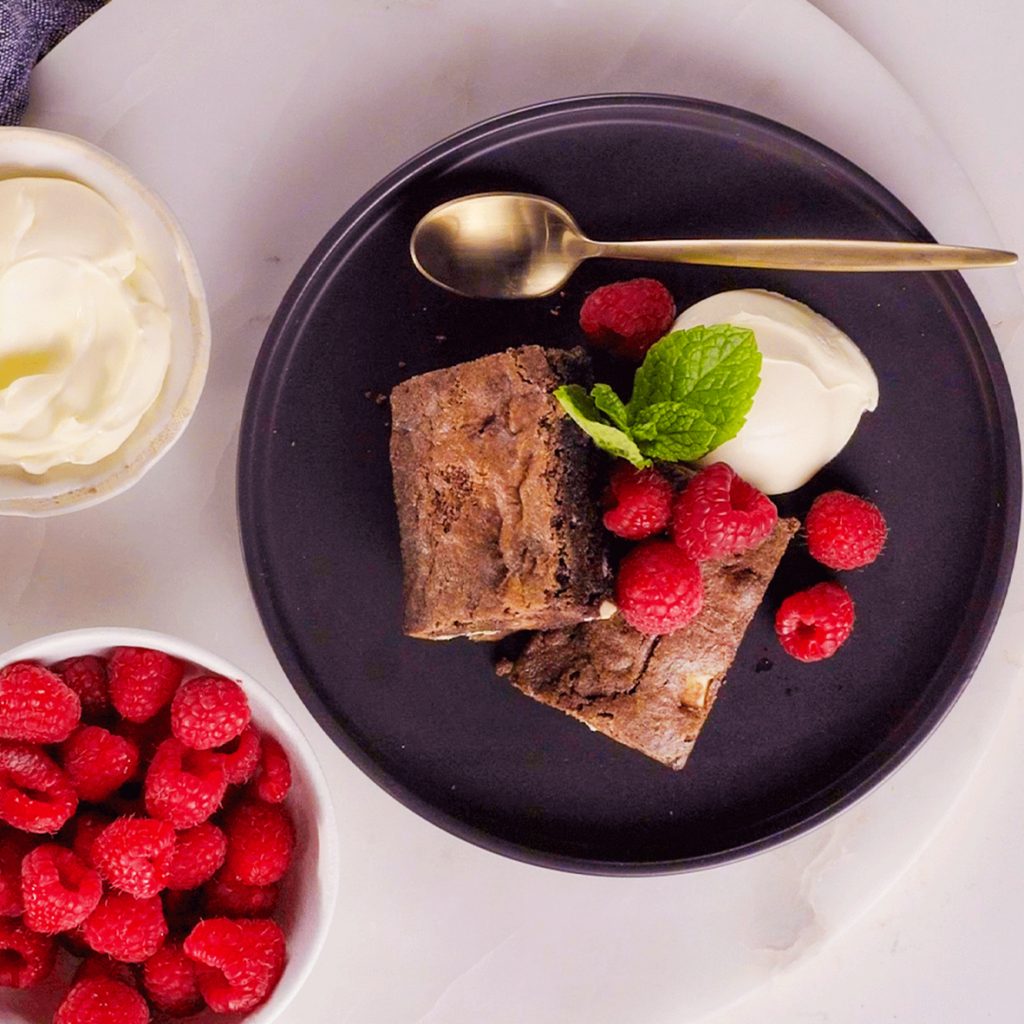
[0,128,210,516]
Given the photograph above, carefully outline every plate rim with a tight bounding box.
[237,92,1022,875]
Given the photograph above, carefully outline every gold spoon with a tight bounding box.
[410,192,1018,299]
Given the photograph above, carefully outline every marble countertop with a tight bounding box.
[4,1,1022,1021]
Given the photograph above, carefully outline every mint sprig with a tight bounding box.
[555,385,648,468]
[554,324,761,466]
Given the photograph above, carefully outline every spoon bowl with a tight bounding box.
[411,193,592,298]
[410,192,1017,299]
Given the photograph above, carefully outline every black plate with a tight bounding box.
[238,95,1020,873]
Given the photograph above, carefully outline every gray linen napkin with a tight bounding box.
[1,0,106,125]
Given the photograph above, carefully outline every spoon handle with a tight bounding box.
[591,238,1017,271]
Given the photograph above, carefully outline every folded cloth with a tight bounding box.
[0,0,106,125]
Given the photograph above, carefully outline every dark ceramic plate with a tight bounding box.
[238,95,1020,873]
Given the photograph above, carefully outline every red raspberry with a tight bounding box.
[579,278,676,361]
[69,811,114,870]
[93,817,176,899]
[0,827,34,916]
[184,917,286,1013]
[221,800,295,887]
[108,648,184,724]
[203,873,279,918]
[53,656,112,721]
[54,977,149,1024]
[162,888,203,935]
[0,918,55,987]
[602,464,674,540]
[251,733,291,804]
[216,725,260,785]
[805,490,888,570]
[615,540,704,635]
[72,954,138,988]
[672,463,778,561]
[166,822,226,891]
[0,662,80,743]
[145,738,227,829]
[84,891,167,962]
[171,675,250,751]
[775,582,856,662]
[60,726,140,803]
[142,939,202,1017]
[0,742,77,833]
[21,844,102,934]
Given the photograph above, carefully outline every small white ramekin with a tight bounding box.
[0,129,210,517]
[0,628,339,1024]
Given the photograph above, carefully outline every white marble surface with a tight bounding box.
[2,1,1021,1021]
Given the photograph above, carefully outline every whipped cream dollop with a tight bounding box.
[0,177,172,475]
[673,289,878,494]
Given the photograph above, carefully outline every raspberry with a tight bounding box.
[251,733,291,804]
[72,954,138,988]
[775,582,855,662]
[671,463,778,561]
[602,464,674,540]
[60,726,140,802]
[145,738,227,829]
[0,827,34,916]
[21,844,102,934]
[54,977,149,1024]
[203,873,279,918]
[93,817,176,899]
[615,540,704,635]
[171,675,250,751]
[69,811,114,869]
[0,662,80,743]
[221,800,295,886]
[53,657,112,721]
[0,919,55,987]
[142,939,202,1017]
[216,725,260,785]
[166,822,226,891]
[108,647,184,724]
[84,891,167,962]
[579,278,676,361]
[0,742,77,833]
[184,917,286,1013]
[805,490,888,570]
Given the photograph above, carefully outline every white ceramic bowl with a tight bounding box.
[0,129,210,517]
[0,628,339,1024]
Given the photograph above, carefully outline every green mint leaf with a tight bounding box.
[631,402,718,462]
[554,385,649,468]
[590,383,630,431]
[628,325,761,448]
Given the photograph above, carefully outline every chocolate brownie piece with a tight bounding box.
[499,518,799,769]
[389,346,611,640]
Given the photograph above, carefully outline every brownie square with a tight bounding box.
[389,345,611,639]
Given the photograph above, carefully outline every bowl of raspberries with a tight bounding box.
[0,628,339,1024]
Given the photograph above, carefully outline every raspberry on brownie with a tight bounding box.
[602,464,674,540]
[672,462,778,561]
